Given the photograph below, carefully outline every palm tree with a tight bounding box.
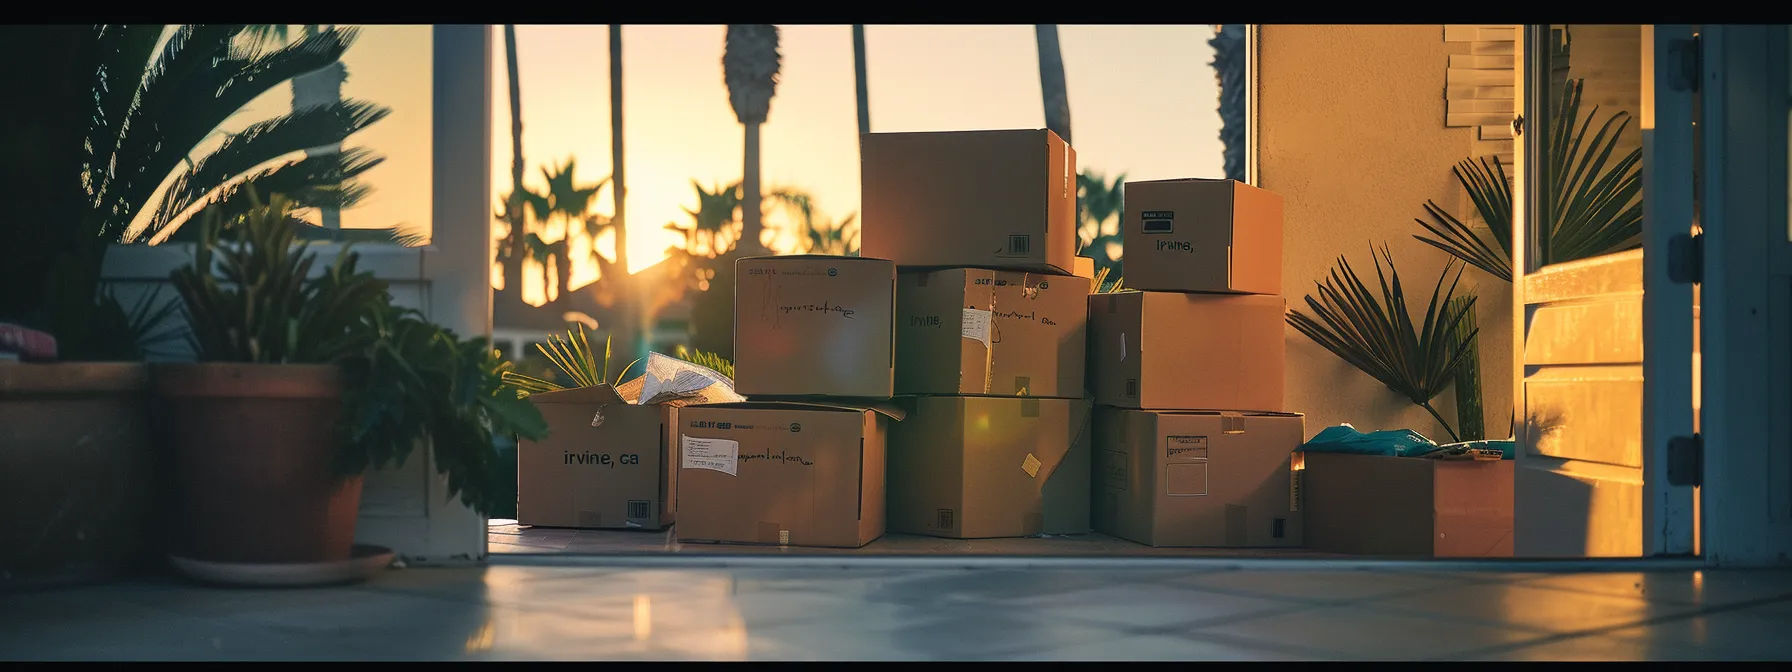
[608,24,643,363]
[1,24,387,360]
[519,160,609,304]
[1209,25,1248,182]
[1076,169,1126,278]
[498,25,529,301]
[1034,25,1072,145]
[770,187,856,255]
[852,25,870,136]
[722,25,781,257]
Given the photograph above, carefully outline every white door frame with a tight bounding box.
[1698,25,1792,567]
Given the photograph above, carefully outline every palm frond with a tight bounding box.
[500,325,614,394]
[153,147,386,243]
[1286,246,1479,442]
[1413,78,1641,280]
[674,345,735,380]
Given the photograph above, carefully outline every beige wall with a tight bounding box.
[1259,25,1514,443]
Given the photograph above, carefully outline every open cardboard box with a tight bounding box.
[1299,451,1515,557]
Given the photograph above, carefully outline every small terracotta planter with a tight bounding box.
[154,363,362,564]
[0,363,156,588]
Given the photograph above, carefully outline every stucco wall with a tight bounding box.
[1259,25,1514,443]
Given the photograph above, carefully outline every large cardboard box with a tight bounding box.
[888,396,1093,538]
[675,402,901,548]
[733,255,896,399]
[1122,178,1284,295]
[1300,452,1514,557]
[1094,408,1304,548]
[516,385,676,530]
[861,129,1078,274]
[1087,291,1285,412]
[895,269,1090,397]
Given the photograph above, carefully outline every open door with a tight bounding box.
[1511,25,1700,558]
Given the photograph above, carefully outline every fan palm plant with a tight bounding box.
[1286,247,1480,442]
[1,24,387,360]
[1413,78,1641,283]
[723,24,782,257]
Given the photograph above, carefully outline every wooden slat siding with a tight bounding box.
[1448,112,1514,127]
[1471,41,1516,55]
[1479,125,1515,141]
[1444,25,1516,43]
[1450,98,1515,114]
[1450,54,1516,69]
[1447,68,1517,86]
[1448,86,1516,100]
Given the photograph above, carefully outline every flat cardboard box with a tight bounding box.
[861,129,1078,274]
[895,269,1090,397]
[1094,407,1304,548]
[888,396,1093,538]
[516,384,676,530]
[1300,451,1514,557]
[1087,291,1286,412]
[1122,178,1284,295]
[733,255,896,399]
[675,402,902,548]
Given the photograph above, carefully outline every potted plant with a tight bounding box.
[0,24,387,588]
[156,193,547,575]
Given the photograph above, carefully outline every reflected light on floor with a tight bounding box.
[634,595,653,641]
[466,619,497,653]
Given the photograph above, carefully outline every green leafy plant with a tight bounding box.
[2,25,389,360]
[169,191,548,516]
[1286,247,1480,442]
[1446,293,1485,442]
[499,325,636,396]
[1413,78,1641,282]
[674,345,735,380]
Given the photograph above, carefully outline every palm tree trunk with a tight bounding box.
[853,25,870,136]
[1034,25,1072,146]
[1209,24,1248,182]
[502,25,527,299]
[739,121,766,255]
[609,24,645,364]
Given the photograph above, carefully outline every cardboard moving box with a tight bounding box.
[1122,178,1284,295]
[888,396,1093,538]
[1094,408,1304,548]
[675,402,901,548]
[733,255,896,399]
[861,129,1078,274]
[1088,291,1286,412]
[1300,452,1514,557]
[516,385,675,530]
[896,269,1090,397]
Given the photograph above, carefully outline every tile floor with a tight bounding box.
[4,557,1791,661]
[486,521,1353,558]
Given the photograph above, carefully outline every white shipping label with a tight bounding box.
[961,308,993,348]
[681,436,739,476]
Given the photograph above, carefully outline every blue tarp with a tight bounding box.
[1297,424,1515,460]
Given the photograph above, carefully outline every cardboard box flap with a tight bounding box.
[739,254,894,264]
[704,399,906,422]
[1151,410,1304,418]
[525,383,628,406]
[1131,177,1236,186]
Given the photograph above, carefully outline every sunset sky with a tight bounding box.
[201,25,1229,306]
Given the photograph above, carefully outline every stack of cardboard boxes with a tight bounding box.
[517,128,1320,554]
[1087,178,1307,549]
[862,129,1097,540]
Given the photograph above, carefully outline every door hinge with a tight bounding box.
[1668,35,1701,93]
[1667,232,1703,284]
[1667,434,1703,487]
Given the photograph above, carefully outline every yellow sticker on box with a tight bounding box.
[1021,452,1042,478]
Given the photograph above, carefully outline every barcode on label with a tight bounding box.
[1007,234,1031,255]
[627,500,651,520]
[936,509,956,530]
[1125,379,1139,397]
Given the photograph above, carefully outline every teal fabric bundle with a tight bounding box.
[1298,424,1514,460]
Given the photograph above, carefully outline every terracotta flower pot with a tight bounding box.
[0,363,156,589]
[154,363,362,564]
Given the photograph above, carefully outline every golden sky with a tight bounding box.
[187,25,1229,305]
